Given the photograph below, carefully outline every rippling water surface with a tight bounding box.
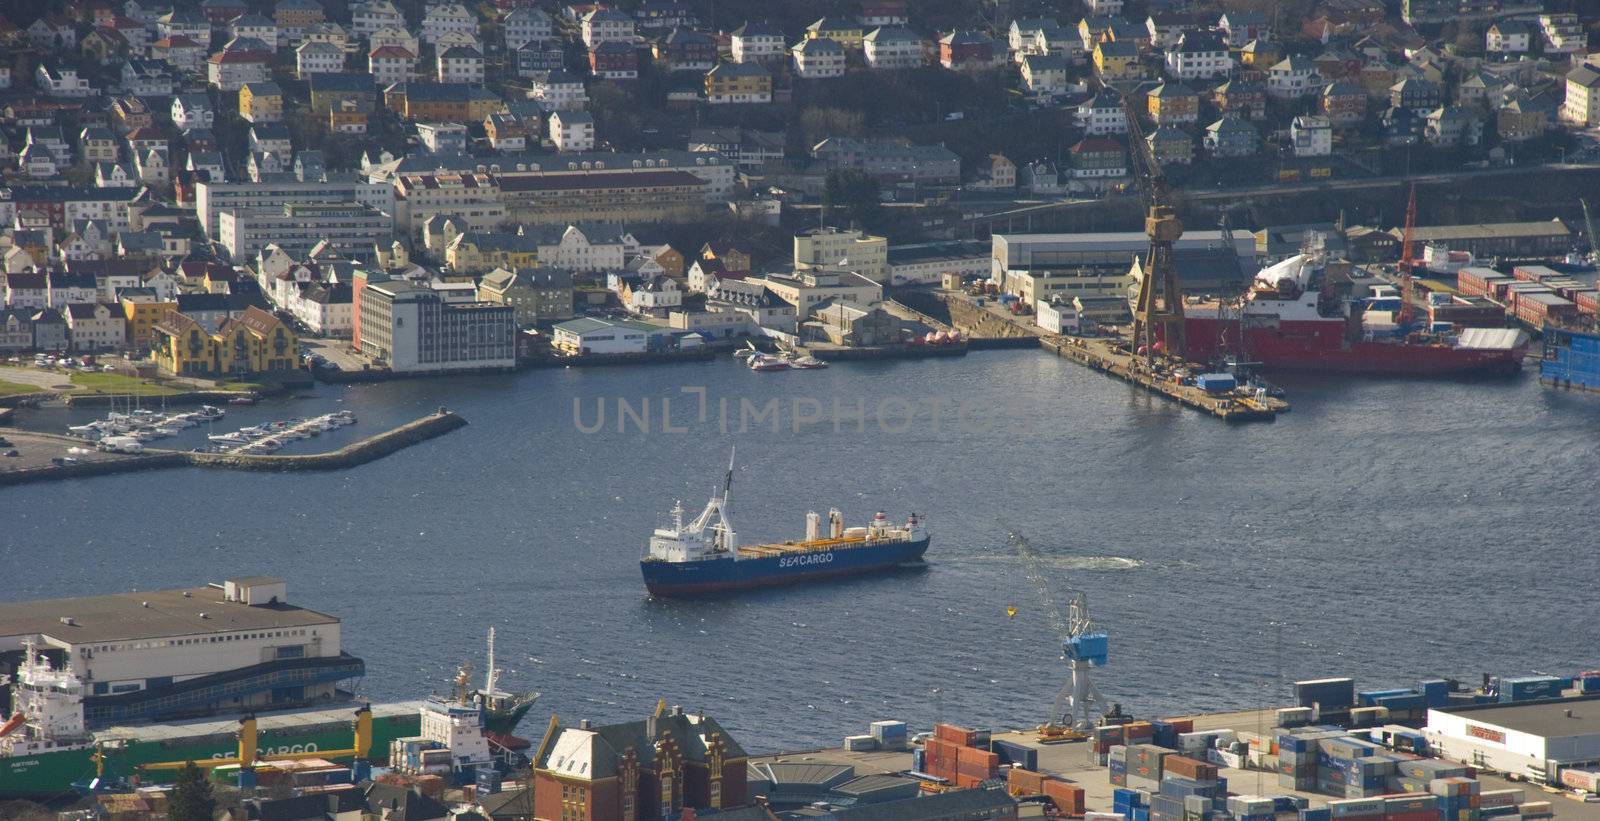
[4,351,1598,751]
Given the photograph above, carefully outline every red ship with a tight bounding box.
[1182,255,1530,375]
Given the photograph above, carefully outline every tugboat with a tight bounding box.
[471,628,540,738]
[640,450,930,596]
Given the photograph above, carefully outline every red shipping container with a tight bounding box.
[1044,779,1086,815]
[1165,718,1195,734]
[935,723,978,746]
[1163,756,1218,781]
[1009,767,1046,795]
[1123,721,1154,739]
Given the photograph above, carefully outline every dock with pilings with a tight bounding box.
[927,290,1288,423]
[1039,336,1288,423]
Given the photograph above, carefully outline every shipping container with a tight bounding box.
[992,739,1039,771]
[1008,766,1046,795]
[1297,679,1357,710]
[1477,790,1523,809]
[1046,780,1086,814]
[935,722,979,746]
[1496,676,1568,703]
[1300,809,1333,821]
[1166,757,1220,781]
[1558,768,1600,793]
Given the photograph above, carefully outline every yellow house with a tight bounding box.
[1094,40,1142,81]
[1238,39,1279,68]
[150,306,299,377]
[704,61,772,104]
[121,294,177,350]
[806,17,864,50]
[238,81,284,123]
[445,233,541,274]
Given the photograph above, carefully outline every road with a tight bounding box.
[956,162,1600,231]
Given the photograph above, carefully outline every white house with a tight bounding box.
[1077,92,1127,135]
[503,7,553,49]
[550,110,595,152]
[1165,30,1230,81]
[1485,21,1531,55]
[552,316,655,354]
[368,45,415,84]
[351,0,404,39]
[171,94,214,129]
[296,40,345,78]
[792,37,846,79]
[1267,56,1321,100]
[437,45,484,83]
[581,8,634,48]
[731,21,784,63]
[1290,115,1332,156]
[863,27,925,69]
[422,3,477,46]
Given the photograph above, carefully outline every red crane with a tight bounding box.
[1397,183,1417,328]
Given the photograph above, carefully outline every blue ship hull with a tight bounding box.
[641,537,931,596]
[1540,327,1600,393]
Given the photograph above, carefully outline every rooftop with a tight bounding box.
[0,583,338,647]
[1437,696,1600,739]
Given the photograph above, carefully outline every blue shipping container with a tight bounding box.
[1358,689,1414,706]
[1300,810,1332,821]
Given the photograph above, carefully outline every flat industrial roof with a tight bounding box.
[1436,696,1600,739]
[0,585,338,647]
[97,701,426,743]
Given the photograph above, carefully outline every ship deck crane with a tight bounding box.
[131,706,375,788]
[1006,528,1109,742]
[1581,198,1600,266]
[1398,183,1418,328]
[1118,85,1186,364]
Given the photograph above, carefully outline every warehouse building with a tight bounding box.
[991,231,1255,282]
[0,577,356,726]
[1425,696,1600,783]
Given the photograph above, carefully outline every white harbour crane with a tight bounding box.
[1007,528,1111,740]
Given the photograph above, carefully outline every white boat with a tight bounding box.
[748,354,790,372]
[790,355,829,370]
[208,433,246,444]
[196,405,226,421]
[154,426,180,437]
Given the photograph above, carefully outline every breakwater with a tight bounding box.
[0,411,467,485]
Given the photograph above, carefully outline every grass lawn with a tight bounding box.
[69,372,182,396]
[0,379,39,397]
[217,381,265,392]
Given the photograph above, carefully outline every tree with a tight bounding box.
[168,762,217,821]
[822,170,883,231]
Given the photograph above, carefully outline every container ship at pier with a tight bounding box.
[640,452,929,596]
[1182,254,1529,375]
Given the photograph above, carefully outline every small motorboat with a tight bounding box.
[790,355,829,369]
[748,354,790,372]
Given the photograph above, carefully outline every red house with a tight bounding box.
[199,0,247,25]
[532,704,748,821]
[589,40,640,78]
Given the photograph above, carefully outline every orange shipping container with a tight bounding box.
[1164,756,1219,781]
[1165,718,1194,734]
[1123,721,1154,738]
[1044,779,1086,815]
[1009,767,1047,795]
[935,723,978,746]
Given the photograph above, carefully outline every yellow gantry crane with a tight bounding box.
[1118,85,1187,364]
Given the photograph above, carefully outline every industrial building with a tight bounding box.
[0,577,357,727]
[1425,696,1600,783]
[990,231,1255,281]
[195,177,394,237]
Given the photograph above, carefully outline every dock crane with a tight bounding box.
[1119,86,1187,363]
[1007,528,1109,741]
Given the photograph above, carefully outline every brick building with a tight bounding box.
[532,704,748,821]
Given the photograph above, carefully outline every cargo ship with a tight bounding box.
[1539,326,1600,392]
[0,639,424,799]
[639,451,930,596]
[1182,254,1530,375]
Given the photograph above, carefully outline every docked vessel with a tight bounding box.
[470,628,540,739]
[640,451,930,596]
[0,640,423,799]
[1539,326,1600,392]
[1183,254,1530,375]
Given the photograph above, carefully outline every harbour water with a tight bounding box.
[4,351,1599,751]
